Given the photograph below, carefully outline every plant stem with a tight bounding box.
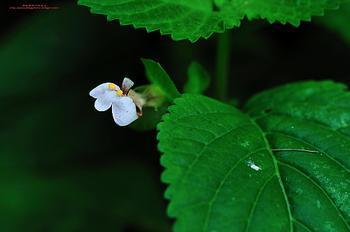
[215,30,231,101]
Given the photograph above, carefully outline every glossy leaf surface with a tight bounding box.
[158,81,350,231]
[78,0,348,42]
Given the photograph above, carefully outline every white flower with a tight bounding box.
[89,78,139,126]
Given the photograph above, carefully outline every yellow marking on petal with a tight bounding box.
[116,89,123,96]
[108,83,117,90]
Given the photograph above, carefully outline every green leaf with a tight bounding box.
[245,81,350,231]
[142,58,181,101]
[158,81,350,231]
[184,62,210,94]
[78,0,347,42]
[158,94,293,231]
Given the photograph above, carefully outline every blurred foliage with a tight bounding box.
[1,163,169,232]
[317,2,350,43]
[184,62,211,94]
[0,5,170,232]
[141,59,180,102]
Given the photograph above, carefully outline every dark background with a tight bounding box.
[1,1,350,231]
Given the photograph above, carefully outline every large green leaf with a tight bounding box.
[158,81,350,231]
[78,0,347,42]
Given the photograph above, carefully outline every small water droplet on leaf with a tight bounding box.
[246,160,261,171]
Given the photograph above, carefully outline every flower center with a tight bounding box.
[108,83,117,90]
[108,83,124,96]
[116,89,123,96]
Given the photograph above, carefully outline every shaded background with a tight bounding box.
[1,1,350,231]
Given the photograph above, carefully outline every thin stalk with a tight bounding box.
[215,30,231,101]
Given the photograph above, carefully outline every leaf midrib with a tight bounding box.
[250,117,294,232]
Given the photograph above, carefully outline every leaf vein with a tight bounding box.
[292,218,314,232]
[244,174,275,232]
[269,130,350,175]
[279,161,350,230]
[202,147,268,231]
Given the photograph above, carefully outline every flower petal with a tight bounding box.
[94,98,112,111]
[112,97,138,126]
[122,78,134,93]
[104,90,120,103]
[89,83,107,98]
[89,82,120,98]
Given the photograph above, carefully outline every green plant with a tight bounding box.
[78,1,350,231]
